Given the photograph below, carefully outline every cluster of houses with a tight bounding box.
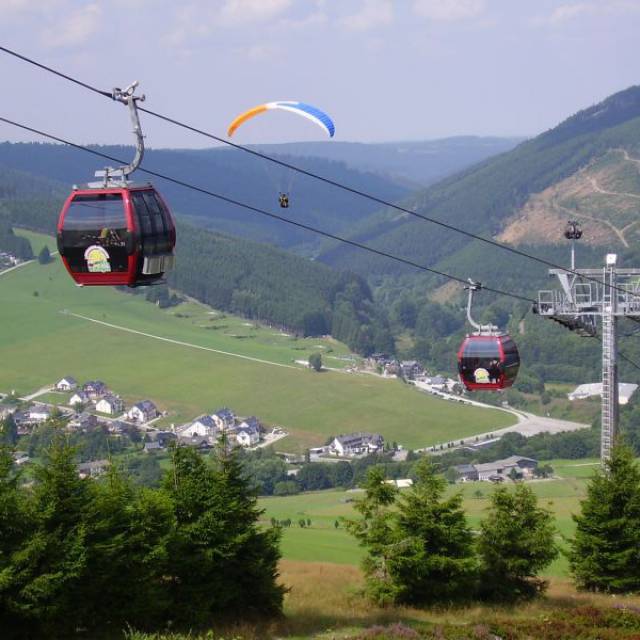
[177,408,263,449]
[11,403,62,432]
[57,377,159,423]
[453,455,539,483]
[366,354,426,380]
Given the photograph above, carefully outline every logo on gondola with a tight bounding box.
[474,368,490,384]
[84,245,111,273]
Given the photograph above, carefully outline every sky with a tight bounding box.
[0,0,638,149]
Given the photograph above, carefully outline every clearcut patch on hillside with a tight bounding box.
[497,148,640,248]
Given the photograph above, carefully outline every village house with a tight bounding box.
[55,376,78,392]
[143,441,163,453]
[235,416,261,447]
[83,380,109,400]
[330,432,384,458]
[127,400,158,423]
[149,430,177,447]
[180,414,218,438]
[400,360,424,380]
[69,390,90,407]
[77,459,110,479]
[28,405,51,424]
[95,395,124,415]
[67,412,99,432]
[177,434,213,450]
[107,420,131,435]
[212,407,236,431]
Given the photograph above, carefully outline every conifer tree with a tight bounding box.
[0,414,18,446]
[37,245,51,264]
[82,465,174,631]
[390,459,477,604]
[214,442,285,616]
[0,447,33,637]
[165,444,284,625]
[10,438,92,635]
[345,466,400,604]
[569,443,640,592]
[478,483,557,600]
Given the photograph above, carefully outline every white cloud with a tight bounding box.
[42,3,101,48]
[238,42,281,61]
[0,0,64,18]
[340,0,393,31]
[412,0,486,21]
[547,2,591,25]
[218,0,292,25]
[536,1,640,27]
[163,0,295,46]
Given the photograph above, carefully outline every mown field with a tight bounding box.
[0,230,514,452]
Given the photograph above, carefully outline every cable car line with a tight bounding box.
[1,128,638,391]
[1,45,638,302]
[0,114,535,304]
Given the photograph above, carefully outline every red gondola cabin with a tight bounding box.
[457,334,520,391]
[57,185,176,287]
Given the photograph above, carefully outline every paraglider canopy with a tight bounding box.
[227,101,335,138]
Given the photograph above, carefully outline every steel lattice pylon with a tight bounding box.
[536,246,640,462]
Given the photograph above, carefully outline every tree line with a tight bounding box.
[347,443,640,606]
[0,438,284,638]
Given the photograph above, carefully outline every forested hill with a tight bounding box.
[0,141,409,252]
[0,166,393,355]
[250,136,523,187]
[317,85,640,279]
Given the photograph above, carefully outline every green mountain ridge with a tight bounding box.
[317,85,640,281]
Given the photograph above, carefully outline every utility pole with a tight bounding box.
[535,222,640,462]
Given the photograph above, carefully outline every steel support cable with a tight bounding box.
[0,44,638,301]
[0,115,535,305]
[619,351,640,373]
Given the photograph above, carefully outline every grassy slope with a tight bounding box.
[0,231,513,452]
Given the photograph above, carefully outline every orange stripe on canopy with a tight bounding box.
[227,104,268,137]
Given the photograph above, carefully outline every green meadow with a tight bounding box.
[258,459,601,577]
[0,230,514,452]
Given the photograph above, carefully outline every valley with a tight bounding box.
[0,230,515,453]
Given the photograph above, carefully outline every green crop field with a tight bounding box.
[0,230,514,452]
[258,460,601,577]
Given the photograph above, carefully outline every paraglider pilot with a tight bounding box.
[279,193,290,208]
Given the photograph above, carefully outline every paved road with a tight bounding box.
[422,411,589,453]
[412,381,589,452]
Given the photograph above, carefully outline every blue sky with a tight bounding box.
[0,0,638,148]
